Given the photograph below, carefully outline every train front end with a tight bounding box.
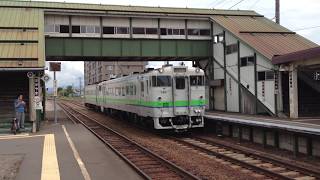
[152,65,205,131]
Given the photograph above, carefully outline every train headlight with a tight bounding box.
[158,68,164,73]
[195,68,200,73]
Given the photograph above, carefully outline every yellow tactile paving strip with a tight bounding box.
[41,134,60,180]
[0,133,61,180]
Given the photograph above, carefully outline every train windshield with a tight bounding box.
[190,76,205,86]
[152,76,171,87]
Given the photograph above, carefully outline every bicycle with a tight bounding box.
[11,118,19,135]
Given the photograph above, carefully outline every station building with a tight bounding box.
[0,0,319,131]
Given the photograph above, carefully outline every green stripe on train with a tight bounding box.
[85,95,207,107]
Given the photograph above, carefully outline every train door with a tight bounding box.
[139,81,144,115]
[173,76,189,115]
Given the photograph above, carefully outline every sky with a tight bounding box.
[44,0,320,88]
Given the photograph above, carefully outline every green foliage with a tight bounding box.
[58,86,75,97]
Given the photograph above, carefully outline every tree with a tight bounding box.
[65,85,75,97]
[57,87,63,92]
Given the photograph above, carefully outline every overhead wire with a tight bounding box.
[249,0,262,9]
[213,0,228,8]
[293,25,320,31]
[228,0,246,9]
[207,0,223,8]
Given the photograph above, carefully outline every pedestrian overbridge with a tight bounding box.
[45,38,211,61]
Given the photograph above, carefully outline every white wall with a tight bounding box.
[239,43,255,95]
[187,20,211,40]
[103,17,130,38]
[132,18,158,39]
[225,32,239,112]
[45,15,69,37]
[160,19,185,39]
[226,74,239,112]
[256,54,276,113]
[72,16,100,38]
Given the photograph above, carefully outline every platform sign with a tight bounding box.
[53,80,58,97]
[34,77,40,97]
[49,62,61,72]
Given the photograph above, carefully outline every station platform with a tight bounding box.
[0,101,142,180]
[205,112,320,136]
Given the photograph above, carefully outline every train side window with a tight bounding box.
[146,80,149,94]
[122,87,125,96]
[176,77,185,89]
[141,82,144,93]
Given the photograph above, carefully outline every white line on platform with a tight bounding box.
[62,125,92,180]
[41,134,60,180]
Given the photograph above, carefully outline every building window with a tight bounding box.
[258,71,274,81]
[72,26,80,33]
[86,26,95,33]
[95,26,101,33]
[188,29,200,36]
[146,28,158,34]
[200,29,210,36]
[132,27,145,34]
[240,56,255,67]
[45,24,55,32]
[103,26,115,34]
[188,29,210,36]
[226,43,238,55]
[160,28,167,35]
[60,25,69,33]
[160,28,185,36]
[116,27,129,34]
[80,26,86,33]
[107,66,113,70]
[214,34,224,43]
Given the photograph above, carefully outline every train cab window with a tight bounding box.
[175,77,185,89]
[152,76,171,87]
[190,76,205,86]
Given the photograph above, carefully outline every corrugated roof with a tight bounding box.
[0,0,260,16]
[212,15,318,60]
[272,46,320,64]
[0,7,45,68]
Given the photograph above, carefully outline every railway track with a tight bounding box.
[59,101,200,180]
[61,99,320,180]
[171,136,319,180]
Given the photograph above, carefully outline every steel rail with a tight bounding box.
[59,102,200,180]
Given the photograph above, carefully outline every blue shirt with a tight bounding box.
[14,99,26,113]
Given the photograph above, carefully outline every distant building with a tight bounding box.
[84,61,147,85]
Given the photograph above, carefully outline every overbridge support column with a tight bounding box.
[29,76,36,132]
[289,65,299,118]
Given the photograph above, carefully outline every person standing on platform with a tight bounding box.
[14,94,26,129]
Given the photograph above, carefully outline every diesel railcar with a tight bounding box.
[85,65,206,131]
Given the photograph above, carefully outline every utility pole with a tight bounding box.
[275,0,280,24]
[79,77,82,96]
[49,62,61,124]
